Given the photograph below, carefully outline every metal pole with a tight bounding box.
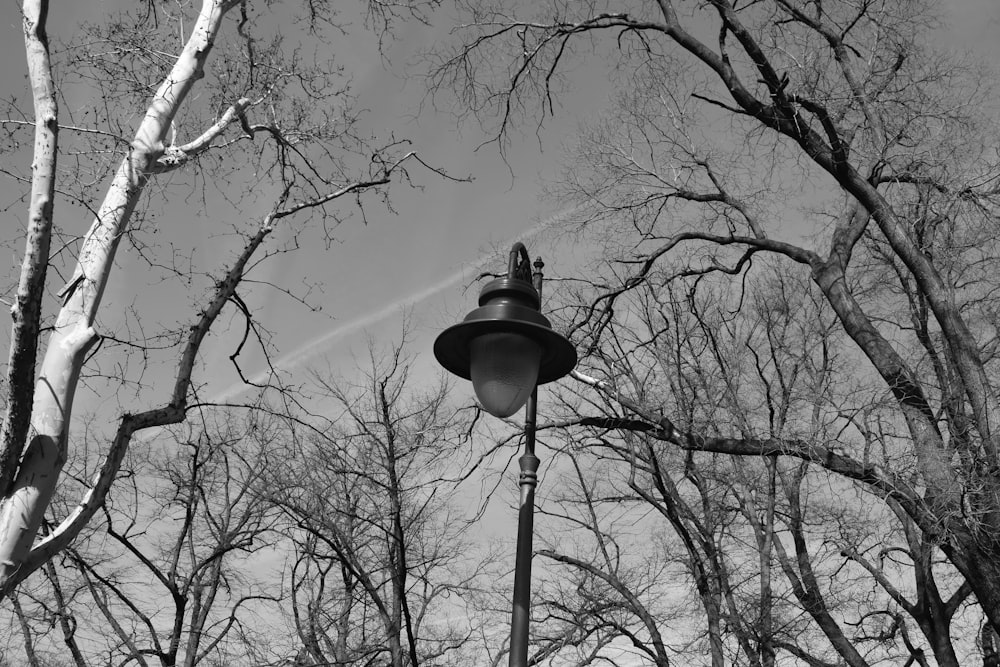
[509,386,538,667]
[509,251,547,666]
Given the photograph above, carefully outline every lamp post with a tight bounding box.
[434,242,576,667]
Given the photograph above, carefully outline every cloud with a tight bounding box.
[275,264,472,372]
[210,207,577,402]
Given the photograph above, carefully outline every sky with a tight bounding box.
[213,0,1000,402]
[209,9,597,402]
[2,1,998,410]
[1,1,600,409]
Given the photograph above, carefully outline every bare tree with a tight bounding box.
[0,0,453,594]
[266,336,486,666]
[5,409,285,666]
[526,269,977,664]
[429,0,1000,649]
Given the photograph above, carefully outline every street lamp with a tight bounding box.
[434,242,576,667]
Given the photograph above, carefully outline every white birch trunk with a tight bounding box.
[0,0,239,589]
[0,0,56,499]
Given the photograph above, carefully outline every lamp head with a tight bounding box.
[434,275,577,418]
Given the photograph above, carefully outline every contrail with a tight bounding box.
[277,212,561,368]
[275,262,473,371]
[212,207,576,401]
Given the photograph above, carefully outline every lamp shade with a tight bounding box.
[434,276,577,418]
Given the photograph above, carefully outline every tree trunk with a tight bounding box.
[0,0,238,594]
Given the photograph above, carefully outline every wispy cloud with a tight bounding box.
[209,268,470,402]
[212,208,576,401]
[275,262,473,372]
[272,208,577,372]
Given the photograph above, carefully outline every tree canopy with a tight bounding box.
[427,0,1000,663]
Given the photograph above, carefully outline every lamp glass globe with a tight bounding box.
[469,332,542,418]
